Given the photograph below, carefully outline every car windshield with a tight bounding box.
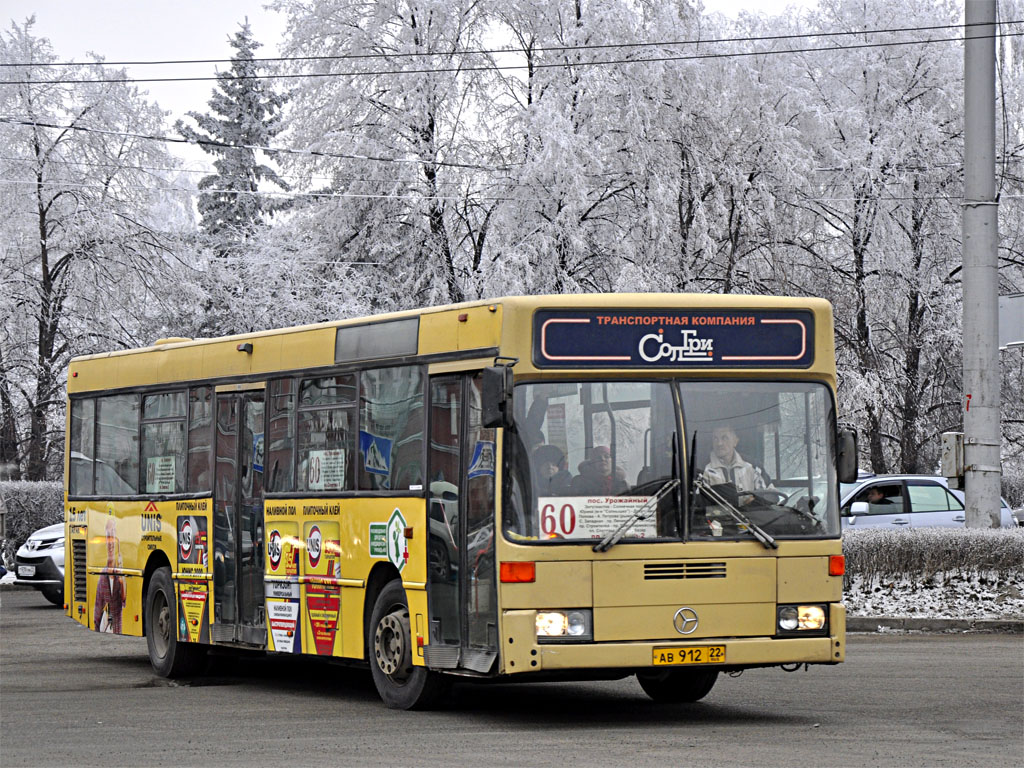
[502,380,840,543]
[682,381,840,540]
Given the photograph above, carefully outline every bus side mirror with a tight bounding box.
[482,364,514,429]
[837,427,858,484]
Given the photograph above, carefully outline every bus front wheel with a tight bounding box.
[145,566,205,677]
[637,668,718,702]
[368,580,448,709]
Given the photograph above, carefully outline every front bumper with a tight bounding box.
[500,604,845,674]
[13,555,64,587]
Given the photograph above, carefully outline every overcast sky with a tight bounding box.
[6,0,810,168]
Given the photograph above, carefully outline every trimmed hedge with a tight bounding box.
[842,527,1024,590]
[0,481,63,568]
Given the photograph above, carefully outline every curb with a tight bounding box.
[3,581,1020,632]
[847,616,1023,633]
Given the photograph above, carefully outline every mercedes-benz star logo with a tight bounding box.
[673,607,699,635]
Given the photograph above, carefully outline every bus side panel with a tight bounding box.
[80,499,180,638]
[170,500,213,645]
[283,497,426,662]
[326,496,427,663]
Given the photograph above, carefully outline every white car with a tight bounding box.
[14,523,65,605]
[840,474,1016,530]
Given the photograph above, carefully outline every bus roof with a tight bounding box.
[67,293,835,394]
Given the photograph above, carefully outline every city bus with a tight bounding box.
[63,293,857,709]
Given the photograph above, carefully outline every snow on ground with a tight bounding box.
[845,573,1024,620]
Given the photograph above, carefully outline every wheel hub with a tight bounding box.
[374,608,412,681]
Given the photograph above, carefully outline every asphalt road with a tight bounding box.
[2,588,1021,768]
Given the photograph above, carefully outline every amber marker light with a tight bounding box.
[829,555,845,576]
[500,561,536,583]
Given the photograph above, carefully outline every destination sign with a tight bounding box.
[532,309,815,369]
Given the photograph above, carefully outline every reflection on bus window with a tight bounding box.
[506,381,680,542]
[682,382,839,540]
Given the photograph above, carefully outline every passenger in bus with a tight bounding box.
[570,445,628,495]
[702,425,768,494]
[532,444,572,496]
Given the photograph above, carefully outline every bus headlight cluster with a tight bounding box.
[536,609,592,642]
[777,604,827,634]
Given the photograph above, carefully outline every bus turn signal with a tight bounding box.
[500,562,536,583]
[829,555,845,576]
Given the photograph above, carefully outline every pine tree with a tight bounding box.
[176,20,288,241]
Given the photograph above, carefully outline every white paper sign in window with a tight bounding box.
[308,449,346,491]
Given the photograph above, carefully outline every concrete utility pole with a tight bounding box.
[962,0,1002,528]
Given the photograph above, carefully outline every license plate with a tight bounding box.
[652,645,725,666]
[17,565,35,577]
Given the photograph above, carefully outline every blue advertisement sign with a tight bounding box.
[359,431,393,477]
[533,309,815,369]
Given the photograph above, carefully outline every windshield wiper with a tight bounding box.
[593,479,679,553]
[694,475,778,550]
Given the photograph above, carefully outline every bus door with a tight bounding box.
[426,374,498,673]
[212,389,266,645]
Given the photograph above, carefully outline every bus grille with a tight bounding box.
[72,539,87,602]
[644,561,727,580]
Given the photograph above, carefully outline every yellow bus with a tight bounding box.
[64,293,857,708]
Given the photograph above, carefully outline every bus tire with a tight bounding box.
[368,579,448,710]
[636,668,718,703]
[145,566,205,678]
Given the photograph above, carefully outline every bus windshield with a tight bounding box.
[504,380,839,543]
[682,381,839,541]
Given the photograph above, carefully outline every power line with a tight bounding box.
[0,117,513,172]
[3,178,1023,205]
[3,30,1022,86]
[0,178,542,202]
[2,20,1015,69]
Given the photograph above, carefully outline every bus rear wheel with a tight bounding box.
[637,668,718,702]
[368,580,448,709]
[145,566,205,678]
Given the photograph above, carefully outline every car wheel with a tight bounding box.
[636,668,718,702]
[367,579,448,709]
[145,566,206,677]
[41,584,63,606]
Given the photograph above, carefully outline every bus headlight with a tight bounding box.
[777,604,827,634]
[536,609,593,642]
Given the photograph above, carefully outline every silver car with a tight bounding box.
[14,522,65,605]
[840,474,1016,530]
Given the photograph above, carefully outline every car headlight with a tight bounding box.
[536,609,593,643]
[777,604,827,634]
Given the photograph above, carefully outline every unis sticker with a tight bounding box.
[177,515,208,575]
[386,508,408,572]
[303,521,341,579]
[266,522,300,577]
[176,580,209,643]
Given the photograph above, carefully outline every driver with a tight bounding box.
[702,425,768,494]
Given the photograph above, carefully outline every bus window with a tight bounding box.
[297,374,356,492]
[358,366,424,491]
[69,398,96,496]
[141,391,186,494]
[187,386,213,493]
[682,381,839,540]
[505,381,679,542]
[95,394,140,496]
[265,379,295,493]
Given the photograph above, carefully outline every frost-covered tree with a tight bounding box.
[176,20,289,243]
[273,0,493,308]
[0,19,182,480]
